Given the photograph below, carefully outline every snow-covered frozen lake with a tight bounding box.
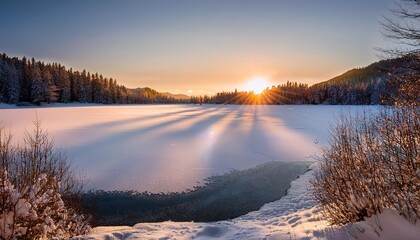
[0,104,370,192]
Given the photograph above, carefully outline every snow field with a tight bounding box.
[0,104,370,192]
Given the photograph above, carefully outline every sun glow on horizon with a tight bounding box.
[244,77,270,94]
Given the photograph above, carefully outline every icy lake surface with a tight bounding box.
[0,104,371,192]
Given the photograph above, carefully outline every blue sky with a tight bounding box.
[0,0,396,94]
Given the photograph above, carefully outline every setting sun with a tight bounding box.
[245,77,269,94]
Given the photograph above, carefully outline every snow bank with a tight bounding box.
[350,209,420,240]
[0,102,105,109]
[0,103,19,109]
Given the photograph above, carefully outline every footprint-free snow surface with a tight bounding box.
[0,104,371,192]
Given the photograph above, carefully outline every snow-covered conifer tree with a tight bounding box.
[0,60,20,103]
[30,62,46,103]
[58,66,71,102]
[0,121,91,239]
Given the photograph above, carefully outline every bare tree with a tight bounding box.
[10,119,82,196]
[380,0,420,57]
[313,0,420,228]
[312,107,420,225]
[379,0,420,106]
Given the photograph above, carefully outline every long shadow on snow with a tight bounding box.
[66,107,220,157]
[72,106,209,131]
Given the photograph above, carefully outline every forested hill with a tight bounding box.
[309,56,419,104]
[0,53,188,104]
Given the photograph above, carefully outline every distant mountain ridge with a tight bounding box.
[159,92,190,100]
[130,87,189,100]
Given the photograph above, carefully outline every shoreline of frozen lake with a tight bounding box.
[81,161,313,226]
[0,104,375,192]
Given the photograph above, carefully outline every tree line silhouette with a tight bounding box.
[1,53,417,105]
[0,53,186,104]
